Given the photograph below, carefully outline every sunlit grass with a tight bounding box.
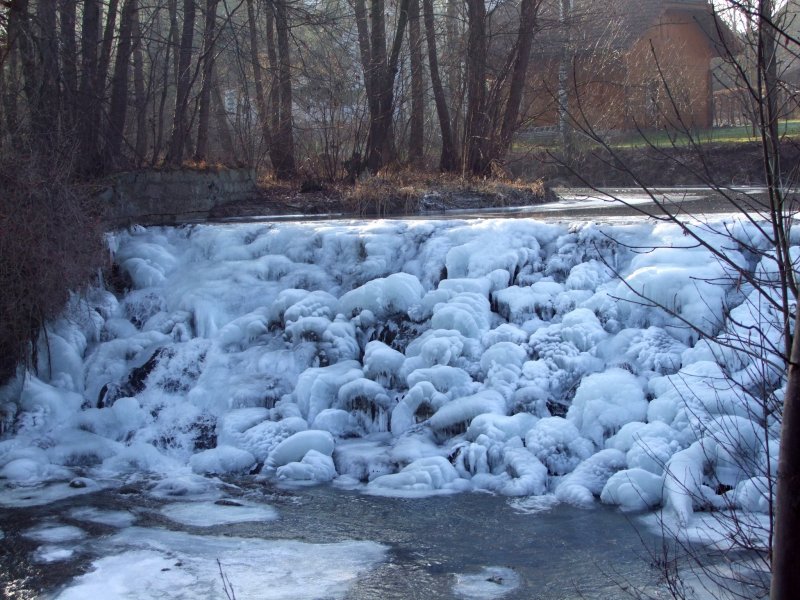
[611,120,800,148]
[512,120,800,153]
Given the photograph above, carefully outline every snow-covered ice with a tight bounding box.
[453,566,521,599]
[68,507,137,528]
[23,523,87,543]
[159,499,278,526]
[54,527,386,600]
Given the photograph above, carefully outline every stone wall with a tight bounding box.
[103,168,259,226]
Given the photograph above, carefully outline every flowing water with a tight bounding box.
[0,482,666,599]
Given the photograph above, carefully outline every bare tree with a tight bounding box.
[407,0,424,164]
[554,1,800,597]
[166,0,196,166]
[422,0,458,171]
[463,0,543,175]
[195,0,220,161]
[106,0,138,168]
[271,0,296,178]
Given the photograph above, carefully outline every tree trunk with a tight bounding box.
[166,0,197,166]
[132,3,148,164]
[407,0,424,164]
[365,0,389,172]
[557,0,573,162]
[364,0,410,172]
[168,0,181,87]
[445,0,462,149]
[265,3,281,163]
[97,0,120,103]
[152,2,177,163]
[496,0,538,155]
[463,0,488,175]
[353,0,374,103]
[771,304,800,600]
[767,0,799,591]
[272,0,296,178]
[59,0,79,130]
[212,77,237,162]
[245,0,272,151]
[422,0,457,171]
[34,0,59,140]
[105,0,137,168]
[3,2,22,147]
[194,0,219,161]
[79,0,101,169]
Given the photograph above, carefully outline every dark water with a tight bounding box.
[0,482,666,599]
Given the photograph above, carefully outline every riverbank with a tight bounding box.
[510,140,800,188]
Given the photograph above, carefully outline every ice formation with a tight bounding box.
[0,217,788,528]
[55,527,386,600]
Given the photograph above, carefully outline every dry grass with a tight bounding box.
[340,170,549,216]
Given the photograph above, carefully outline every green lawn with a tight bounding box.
[512,120,800,153]
[610,120,800,148]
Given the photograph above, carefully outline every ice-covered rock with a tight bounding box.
[276,449,337,482]
[525,417,593,475]
[0,217,782,522]
[429,391,506,438]
[266,430,335,470]
[567,368,647,447]
[189,446,256,474]
[367,456,468,495]
[338,272,424,318]
[601,468,664,511]
[555,448,627,507]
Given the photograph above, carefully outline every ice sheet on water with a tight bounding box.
[453,566,521,599]
[55,527,386,600]
[68,507,137,528]
[638,509,771,552]
[159,499,278,526]
[0,480,104,508]
[33,545,76,563]
[23,523,87,543]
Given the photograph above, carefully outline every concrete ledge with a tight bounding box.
[104,168,260,226]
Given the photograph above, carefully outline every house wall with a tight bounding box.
[523,8,716,133]
[625,9,715,129]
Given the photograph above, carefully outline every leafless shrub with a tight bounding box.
[0,153,107,385]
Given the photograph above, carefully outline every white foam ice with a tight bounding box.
[507,494,559,515]
[453,566,521,599]
[159,499,278,526]
[68,507,137,528]
[23,524,87,543]
[0,481,105,508]
[33,545,76,563]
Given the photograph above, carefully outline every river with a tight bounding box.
[0,481,667,599]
